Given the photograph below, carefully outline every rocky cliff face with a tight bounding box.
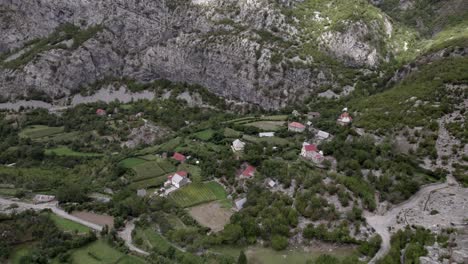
[0,0,439,109]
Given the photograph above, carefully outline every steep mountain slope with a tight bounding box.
[1,0,463,109]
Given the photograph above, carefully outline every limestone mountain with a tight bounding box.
[0,0,466,109]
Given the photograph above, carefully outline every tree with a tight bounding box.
[56,182,88,203]
[237,250,247,264]
[271,235,288,251]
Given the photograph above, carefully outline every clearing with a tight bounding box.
[189,201,233,232]
[19,125,64,139]
[47,213,91,233]
[244,121,285,131]
[243,134,290,146]
[193,129,215,141]
[71,211,114,227]
[45,146,103,157]
[119,157,147,168]
[169,181,227,207]
[69,240,146,264]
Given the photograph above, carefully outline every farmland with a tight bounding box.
[193,129,215,141]
[131,159,175,181]
[45,146,103,157]
[47,213,91,233]
[133,227,171,252]
[169,181,227,207]
[68,240,146,264]
[118,157,147,168]
[242,134,290,146]
[244,120,286,131]
[19,125,64,139]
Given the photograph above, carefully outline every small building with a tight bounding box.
[172,152,186,163]
[167,171,189,189]
[241,165,256,178]
[232,139,246,152]
[96,109,107,116]
[301,143,324,164]
[307,112,321,120]
[259,132,275,137]
[337,108,352,126]
[316,130,330,140]
[234,197,247,211]
[136,189,147,197]
[306,121,312,126]
[288,122,306,133]
[267,179,277,188]
[33,194,55,204]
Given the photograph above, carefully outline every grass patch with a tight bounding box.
[45,146,103,157]
[244,121,285,131]
[119,158,147,168]
[224,128,242,138]
[133,227,171,252]
[69,240,146,264]
[169,182,226,208]
[47,213,91,233]
[177,163,202,183]
[129,175,169,189]
[193,129,215,141]
[9,243,34,264]
[242,134,290,146]
[132,161,167,180]
[19,125,64,139]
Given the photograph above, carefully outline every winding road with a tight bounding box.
[365,176,458,263]
[0,197,149,256]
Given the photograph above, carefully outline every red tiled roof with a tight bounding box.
[339,112,352,120]
[96,109,106,115]
[289,122,305,129]
[242,165,256,177]
[172,152,186,162]
[304,144,318,152]
[176,171,188,177]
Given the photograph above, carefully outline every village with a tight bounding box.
[0,91,465,264]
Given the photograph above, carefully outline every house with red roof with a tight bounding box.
[166,171,189,188]
[96,108,107,116]
[240,165,256,178]
[288,122,306,133]
[301,143,324,164]
[172,152,186,162]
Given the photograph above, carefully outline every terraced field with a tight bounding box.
[169,182,226,208]
[45,146,103,157]
[19,125,64,139]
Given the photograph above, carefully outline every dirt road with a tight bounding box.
[0,197,149,256]
[365,180,453,263]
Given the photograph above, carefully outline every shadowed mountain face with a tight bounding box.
[0,0,466,108]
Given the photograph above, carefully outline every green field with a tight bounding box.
[19,125,64,139]
[133,227,171,252]
[224,128,242,138]
[0,187,20,196]
[244,121,285,131]
[177,163,202,183]
[35,131,80,142]
[45,146,103,157]
[169,182,226,207]
[133,161,165,179]
[243,134,290,146]
[9,243,33,264]
[47,213,91,233]
[193,129,215,141]
[213,245,355,264]
[69,240,146,264]
[119,157,147,168]
[129,175,168,189]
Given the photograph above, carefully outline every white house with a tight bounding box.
[259,132,275,137]
[301,143,324,164]
[33,194,55,204]
[166,171,190,189]
[235,197,247,211]
[267,179,277,188]
[288,122,306,133]
[316,130,330,140]
[231,139,246,152]
[337,108,353,126]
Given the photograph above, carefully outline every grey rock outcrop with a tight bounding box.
[0,0,395,109]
